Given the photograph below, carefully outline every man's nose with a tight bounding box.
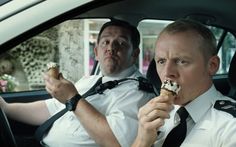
[163,61,177,79]
[107,41,119,52]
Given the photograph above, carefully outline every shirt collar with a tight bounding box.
[185,85,221,123]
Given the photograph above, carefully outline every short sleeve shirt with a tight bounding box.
[43,66,155,147]
[154,85,236,147]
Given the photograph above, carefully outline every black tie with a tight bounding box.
[162,107,189,147]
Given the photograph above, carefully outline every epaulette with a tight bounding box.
[214,100,236,117]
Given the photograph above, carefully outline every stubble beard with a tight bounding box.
[102,58,120,75]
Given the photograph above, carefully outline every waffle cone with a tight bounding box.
[160,89,174,97]
[47,67,59,79]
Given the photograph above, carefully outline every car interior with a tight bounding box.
[228,52,236,99]
[1,0,236,146]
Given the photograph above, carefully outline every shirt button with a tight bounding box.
[219,101,225,105]
[70,115,74,120]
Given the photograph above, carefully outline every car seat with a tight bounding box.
[228,52,236,100]
[146,59,161,95]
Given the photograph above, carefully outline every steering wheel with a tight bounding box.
[0,107,17,147]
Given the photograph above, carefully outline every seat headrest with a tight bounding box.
[228,53,236,88]
[228,53,236,100]
[146,59,161,95]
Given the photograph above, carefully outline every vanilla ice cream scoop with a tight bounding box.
[160,79,181,96]
[47,62,59,79]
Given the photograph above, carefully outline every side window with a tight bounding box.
[210,27,236,74]
[1,19,235,93]
[138,20,172,75]
[0,19,109,93]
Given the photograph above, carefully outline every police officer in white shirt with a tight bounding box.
[0,19,154,147]
[132,19,236,147]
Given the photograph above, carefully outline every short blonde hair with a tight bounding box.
[159,19,217,59]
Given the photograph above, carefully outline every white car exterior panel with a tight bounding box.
[0,0,92,44]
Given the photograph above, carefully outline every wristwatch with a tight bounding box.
[65,94,82,111]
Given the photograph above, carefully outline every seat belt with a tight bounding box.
[34,76,156,142]
[35,77,103,142]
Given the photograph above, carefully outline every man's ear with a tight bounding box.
[94,46,98,61]
[208,55,220,76]
[131,48,140,63]
[132,48,140,58]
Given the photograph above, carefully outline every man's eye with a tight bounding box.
[156,59,165,65]
[117,40,128,47]
[176,59,188,65]
[101,40,109,46]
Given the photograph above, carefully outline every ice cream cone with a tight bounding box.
[160,89,175,97]
[160,79,180,96]
[47,62,59,79]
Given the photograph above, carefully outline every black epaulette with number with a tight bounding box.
[214,100,236,117]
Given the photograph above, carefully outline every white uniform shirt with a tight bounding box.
[42,65,154,147]
[154,85,236,147]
